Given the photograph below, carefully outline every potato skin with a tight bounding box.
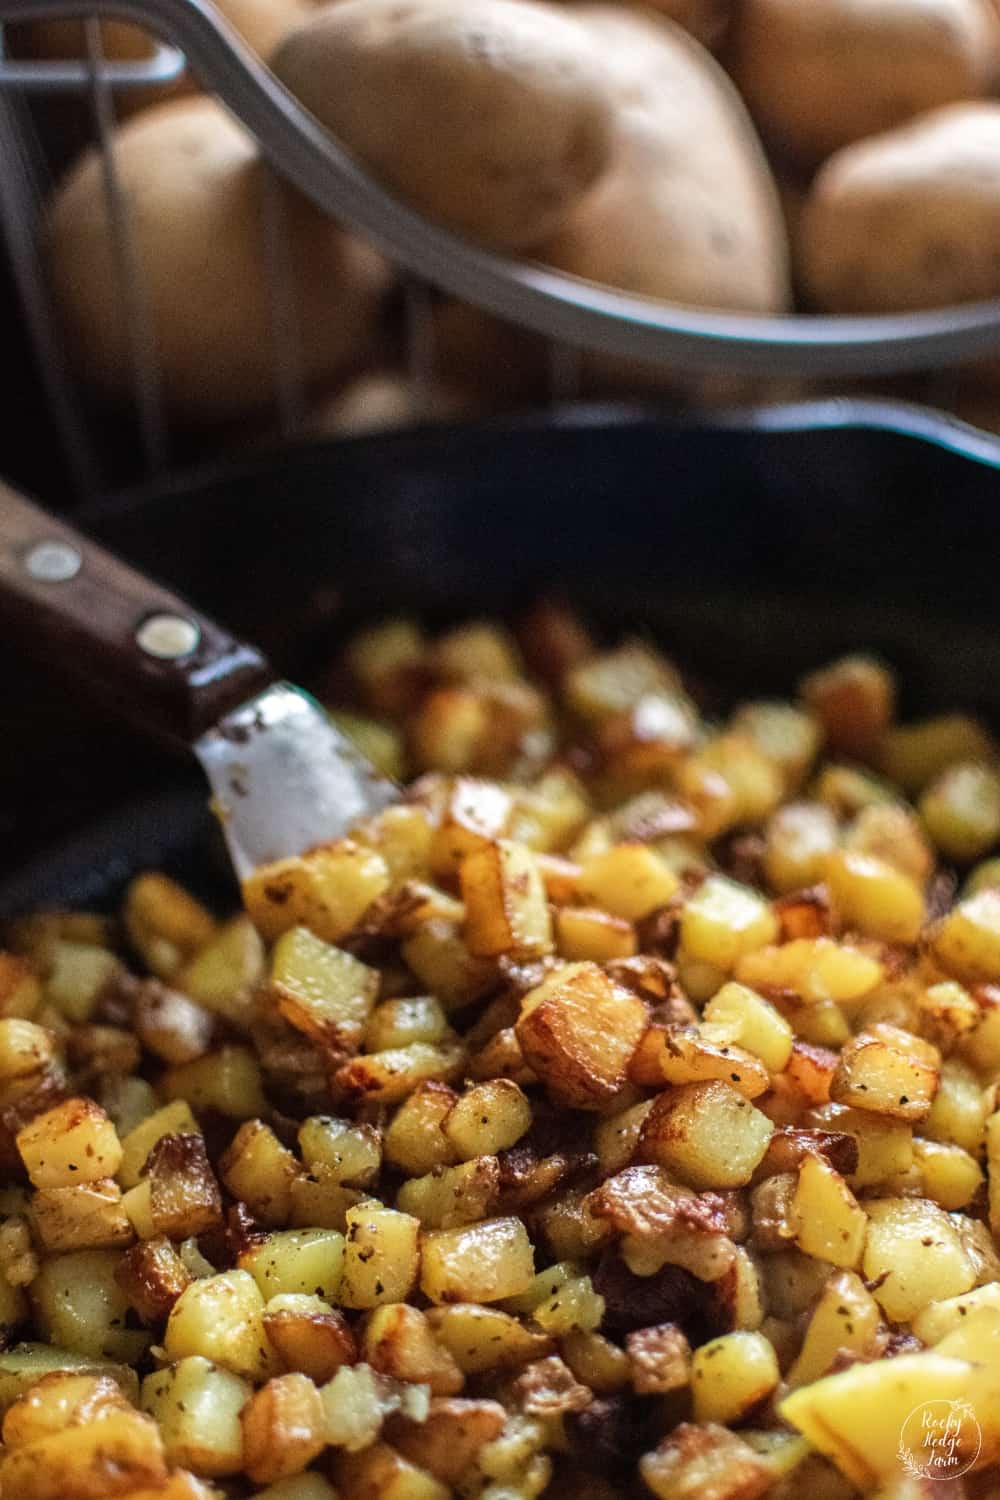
[45,98,389,418]
[271,0,615,250]
[728,0,999,168]
[799,102,1000,315]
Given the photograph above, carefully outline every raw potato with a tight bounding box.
[271,0,615,250]
[800,103,1000,317]
[728,0,999,167]
[46,98,389,418]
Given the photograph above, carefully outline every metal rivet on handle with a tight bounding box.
[136,612,200,661]
[25,540,82,583]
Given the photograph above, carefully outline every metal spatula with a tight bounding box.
[0,483,397,878]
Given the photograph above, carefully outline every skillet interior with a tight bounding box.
[3,396,1000,915]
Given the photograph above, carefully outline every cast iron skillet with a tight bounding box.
[3,396,1000,918]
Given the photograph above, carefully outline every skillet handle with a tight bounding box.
[0,480,272,746]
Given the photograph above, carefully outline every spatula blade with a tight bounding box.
[195,682,397,880]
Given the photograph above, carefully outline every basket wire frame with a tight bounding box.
[1,0,1000,496]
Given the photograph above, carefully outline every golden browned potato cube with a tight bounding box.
[388,1396,508,1486]
[364,996,450,1052]
[425,1303,551,1374]
[397,1157,499,1229]
[931,887,1000,982]
[263,1292,357,1382]
[124,872,217,981]
[340,1203,420,1308]
[697,734,785,825]
[531,1274,604,1337]
[141,1355,251,1477]
[639,1081,774,1190]
[0,1018,54,1083]
[160,1044,267,1118]
[269,926,378,1052]
[346,618,426,716]
[702,982,793,1072]
[442,1079,531,1160]
[843,803,932,885]
[593,1098,654,1175]
[878,713,995,794]
[383,1083,458,1177]
[799,655,894,759]
[219,1119,301,1226]
[920,760,1000,862]
[17,1097,122,1188]
[318,1359,395,1451]
[911,1280,1000,1346]
[916,980,979,1052]
[336,1441,450,1500]
[178,914,264,1026]
[335,1040,466,1108]
[863,1197,975,1322]
[790,1154,866,1269]
[124,1132,223,1241]
[115,1235,192,1323]
[830,1026,939,1121]
[680,876,778,972]
[401,920,496,1010]
[731,702,822,790]
[825,849,925,944]
[564,641,680,721]
[555,905,637,962]
[1,1370,129,1448]
[132,983,214,1067]
[786,1269,881,1390]
[241,1372,326,1485]
[913,1137,983,1210]
[0,1344,139,1414]
[31,1178,133,1252]
[31,1248,148,1362]
[354,804,435,886]
[420,1215,534,1304]
[515,961,648,1107]
[806,1101,913,1189]
[409,688,490,775]
[118,1100,200,1190]
[691,1332,779,1425]
[240,1229,346,1301]
[428,778,512,878]
[640,1421,774,1500]
[736,937,882,1006]
[626,1323,691,1396]
[165,1269,276,1379]
[363,1302,463,1395]
[244,841,390,946]
[0,953,42,1020]
[763,802,838,895]
[634,1025,770,1099]
[508,768,590,854]
[576,845,679,922]
[0,1405,166,1500]
[299,1115,382,1186]
[460,840,553,959]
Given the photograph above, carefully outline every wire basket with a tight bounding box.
[4,0,1000,496]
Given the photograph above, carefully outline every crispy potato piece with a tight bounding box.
[830,1025,939,1121]
[165,1269,276,1379]
[460,840,553,959]
[17,1097,122,1188]
[786,1269,881,1388]
[242,1372,326,1485]
[363,1303,463,1395]
[335,1441,449,1500]
[680,877,778,971]
[244,841,390,945]
[31,1249,150,1363]
[0,1406,166,1500]
[763,802,838,895]
[115,1235,192,1323]
[142,1355,250,1477]
[931,887,1000,982]
[790,1154,866,1269]
[2,1370,129,1448]
[428,778,513,878]
[300,1114,382,1185]
[640,1081,774,1190]
[442,1079,531,1159]
[799,656,894,758]
[341,1204,420,1308]
[132,982,215,1066]
[515,962,647,1107]
[426,1302,552,1373]
[863,1198,975,1322]
[627,1323,692,1395]
[31,1178,133,1252]
[691,1331,779,1425]
[335,1040,466,1107]
[826,850,925,944]
[124,1132,223,1241]
[383,1083,458,1177]
[420,1215,534,1304]
[640,1421,774,1500]
[240,1228,346,1301]
[630,1024,770,1099]
[736,937,882,1005]
[160,1044,267,1118]
[269,926,378,1053]
[878,713,995,794]
[178,914,264,1026]
[264,1292,358,1381]
[387,1396,507,1485]
[220,1118,301,1226]
[396,1156,500,1229]
[118,1100,200,1190]
[124,873,217,980]
[555,905,637,961]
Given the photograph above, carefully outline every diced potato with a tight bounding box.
[0,1405,166,1500]
[250,1477,337,1500]
[365,996,449,1053]
[363,1303,463,1395]
[17,1097,122,1188]
[924,1056,989,1154]
[736,937,882,1006]
[420,1216,534,1305]
[409,688,489,774]
[531,1274,604,1336]
[336,1441,450,1500]
[32,1248,151,1363]
[133,982,214,1066]
[328,711,404,780]
[124,873,217,979]
[269,927,378,1052]
[165,1269,276,1379]
[340,1204,420,1308]
[240,1229,346,1301]
[830,1026,939,1121]
[515,962,647,1108]
[932,887,1000,983]
[763,803,838,895]
[123,1132,222,1241]
[118,1102,199,1193]
[790,1155,866,1269]
[335,1040,465,1107]
[555,905,637,961]
[640,1422,774,1500]
[508,768,590,853]
[640,1081,774,1190]
[442,1080,531,1160]
[731,702,822,790]
[0,1018,54,1082]
[863,1198,975,1322]
[160,1045,266,1118]
[844,803,933,885]
[319,1360,402,1451]
[388,1396,508,1486]
[396,1157,499,1228]
[825,850,924,944]
[244,841,390,945]
[1,1370,129,1448]
[911,1280,1000,1344]
[428,778,512,878]
[912,1137,983,1209]
[594,1098,654,1176]
[962,986,1000,1071]
[460,841,553,959]
[346,618,425,715]
[576,845,679,922]
[806,1102,913,1189]
[0,1344,140,1415]
[786,1270,881,1387]
[299,1115,382,1186]
[564,641,680,722]
[288,1171,363,1233]
[878,713,994,794]
[115,1235,192,1323]
[383,1084,458,1177]
[263,1293,357,1382]
[141,1355,251,1476]
[0,953,42,1019]
[916,980,979,1053]
[625,1323,691,1396]
[354,804,434,884]
[800,655,894,759]
[780,1350,999,1487]
[631,1025,770,1100]
[31,1178,133,1252]
[220,1119,301,1226]
[921,760,1000,862]
[401,921,496,1010]
[241,1372,326,1485]
[691,1332,779,1425]
[703,983,793,1072]
[426,1303,550,1374]
[178,915,264,1026]
[44,941,121,1024]
[695,734,785,825]
[680,877,778,972]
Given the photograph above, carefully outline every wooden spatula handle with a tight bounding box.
[0,480,272,745]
